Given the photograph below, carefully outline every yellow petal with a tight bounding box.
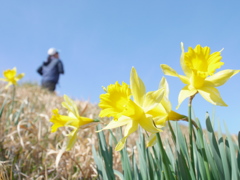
[154,115,168,126]
[160,97,171,113]
[198,87,227,106]
[139,116,162,133]
[102,86,107,92]
[160,64,179,77]
[205,69,240,87]
[115,137,127,151]
[79,117,94,127]
[97,116,131,132]
[147,103,168,118]
[115,120,138,151]
[0,78,7,82]
[142,87,164,112]
[68,111,79,119]
[130,67,146,106]
[180,42,192,77]
[50,124,61,133]
[146,134,157,147]
[123,120,138,137]
[4,83,12,89]
[62,95,80,118]
[66,128,79,151]
[15,73,25,81]
[177,85,197,109]
[160,64,189,84]
[12,67,17,72]
[159,77,169,98]
[168,110,186,121]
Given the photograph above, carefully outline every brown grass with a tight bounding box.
[0,83,102,179]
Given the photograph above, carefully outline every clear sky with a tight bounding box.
[1,1,240,134]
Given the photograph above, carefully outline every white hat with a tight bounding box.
[47,48,58,55]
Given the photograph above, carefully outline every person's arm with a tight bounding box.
[58,60,64,74]
[37,65,43,75]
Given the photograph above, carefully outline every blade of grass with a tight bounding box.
[217,122,230,180]
[224,122,239,179]
[206,116,224,179]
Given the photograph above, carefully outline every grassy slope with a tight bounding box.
[1,83,229,179]
[0,83,101,179]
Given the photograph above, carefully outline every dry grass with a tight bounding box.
[0,83,102,179]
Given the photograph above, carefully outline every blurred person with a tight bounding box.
[37,48,64,91]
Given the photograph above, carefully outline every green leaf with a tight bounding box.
[218,122,230,180]
[114,170,124,180]
[206,116,224,179]
[193,141,207,180]
[224,122,239,179]
[0,96,7,118]
[195,120,211,180]
[204,139,219,179]
[92,144,110,180]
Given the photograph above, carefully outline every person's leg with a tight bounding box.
[42,81,56,91]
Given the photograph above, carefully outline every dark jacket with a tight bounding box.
[37,58,64,84]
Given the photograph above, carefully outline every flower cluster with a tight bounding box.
[98,67,185,151]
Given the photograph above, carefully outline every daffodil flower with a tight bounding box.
[50,95,97,151]
[0,67,25,89]
[160,43,240,108]
[99,67,164,151]
[146,77,186,146]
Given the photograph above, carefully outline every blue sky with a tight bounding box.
[1,1,240,134]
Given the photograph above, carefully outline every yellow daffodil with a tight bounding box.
[147,77,186,146]
[160,43,240,108]
[99,67,165,151]
[0,67,25,88]
[50,95,97,151]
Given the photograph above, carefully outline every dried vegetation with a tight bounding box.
[0,83,101,179]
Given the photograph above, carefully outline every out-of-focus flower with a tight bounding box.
[147,77,186,146]
[0,67,25,88]
[99,67,164,151]
[160,43,240,108]
[50,95,97,151]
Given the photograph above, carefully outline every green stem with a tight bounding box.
[10,85,16,114]
[188,94,196,175]
[156,132,172,180]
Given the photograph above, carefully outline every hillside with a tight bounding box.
[0,83,183,178]
[1,83,233,179]
[0,83,102,179]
